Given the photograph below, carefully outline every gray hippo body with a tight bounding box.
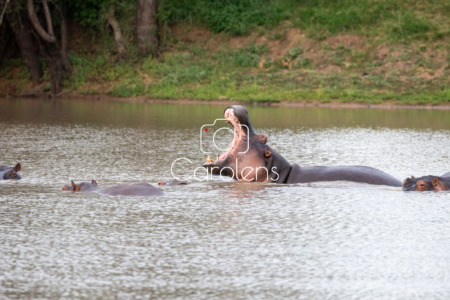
[287,164,403,186]
[100,183,165,196]
[441,171,450,178]
[62,180,165,197]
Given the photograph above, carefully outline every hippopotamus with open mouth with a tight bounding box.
[62,180,165,197]
[203,105,403,187]
[0,163,21,180]
[403,172,450,191]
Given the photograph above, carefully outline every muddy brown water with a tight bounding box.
[1,98,450,299]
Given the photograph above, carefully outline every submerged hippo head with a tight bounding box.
[1,163,21,180]
[62,180,99,192]
[158,179,189,186]
[202,105,290,182]
[402,175,450,191]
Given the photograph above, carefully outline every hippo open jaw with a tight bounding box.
[202,106,254,174]
[216,108,247,162]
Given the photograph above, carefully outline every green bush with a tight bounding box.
[143,53,217,85]
[159,0,295,35]
[390,12,436,40]
[296,0,391,35]
[294,0,446,41]
[68,0,108,27]
[225,45,269,68]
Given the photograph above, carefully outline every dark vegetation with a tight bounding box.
[1,0,450,104]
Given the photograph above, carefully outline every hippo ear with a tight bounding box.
[158,181,166,186]
[71,180,76,188]
[411,175,415,179]
[91,180,97,186]
[264,146,272,158]
[258,134,268,144]
[432,178,439,187]
[14,163,21,172]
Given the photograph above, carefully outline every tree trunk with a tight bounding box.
[59,0,71,76]
[106,4,127,60]
[6,4,43,85]
[137,0,158,56]
[41,0,54,37]
[49,42,63,93]
[36,38,63,94]
[0,0,9,26]
[26,0,56,43]
[27,0,66,94]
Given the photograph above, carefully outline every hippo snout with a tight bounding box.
[62,185,73,191]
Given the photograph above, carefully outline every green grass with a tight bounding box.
[159,0,295,36]
[293,0,444,41]
[158,0,450,42]
[59,40,450,105]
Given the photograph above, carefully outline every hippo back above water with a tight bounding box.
[441,171,450,178]
[286,164,403,186]
[62,180,165,197]
[100,183,165,196]
[0,163,21,180]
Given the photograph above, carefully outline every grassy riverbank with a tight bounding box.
[1,0,450,105]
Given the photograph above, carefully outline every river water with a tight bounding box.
[1,98,450,299]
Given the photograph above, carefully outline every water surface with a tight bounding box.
[1,98,450,299]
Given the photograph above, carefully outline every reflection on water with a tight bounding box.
[1,98,450,299]
[1,98,450,130]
